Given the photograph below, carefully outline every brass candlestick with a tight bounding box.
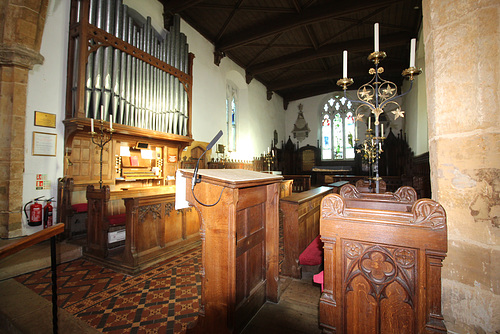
[90,119,114,189]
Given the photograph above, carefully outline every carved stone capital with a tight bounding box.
[0,43,44,69]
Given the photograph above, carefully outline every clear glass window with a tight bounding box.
[226,84,237,152]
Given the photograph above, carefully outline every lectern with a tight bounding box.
[179,169,282,334]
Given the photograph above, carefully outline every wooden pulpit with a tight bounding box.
[179,169,282,334]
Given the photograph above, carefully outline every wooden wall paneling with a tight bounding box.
[184,207,200,239]
[164,201,183,245]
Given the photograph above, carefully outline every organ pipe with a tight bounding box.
[66,0,193,136]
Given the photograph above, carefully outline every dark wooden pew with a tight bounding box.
[280,186,333,278]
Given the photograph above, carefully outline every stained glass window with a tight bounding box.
[321,94,356,160]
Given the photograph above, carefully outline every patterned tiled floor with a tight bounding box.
[15,247,202,333]
[15,216,286,333]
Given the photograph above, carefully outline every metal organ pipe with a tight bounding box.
[71,0,190,135]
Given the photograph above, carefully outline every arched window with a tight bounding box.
[321,94,356,160]
[226,83,237,152]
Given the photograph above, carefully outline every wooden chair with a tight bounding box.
[319,188,447,333]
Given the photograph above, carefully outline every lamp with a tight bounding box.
[337,23,421,193]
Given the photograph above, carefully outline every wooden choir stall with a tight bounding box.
[179,169,282,334]
[319,184,447,334]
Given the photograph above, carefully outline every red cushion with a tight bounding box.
[72,203,88,213]
[313,271,324,291]
[107,213,126,226]
[299,235,324,266]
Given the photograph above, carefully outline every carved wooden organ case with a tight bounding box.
[319,191,447,334]
[64,0,194,184]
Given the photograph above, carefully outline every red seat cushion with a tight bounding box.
[313,271,324,291]
[299,235,324,266]
[107,213,126,226]
[72,203,88,213]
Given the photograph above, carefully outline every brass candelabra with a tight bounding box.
[263,150,275,172]
[90,118,114,189]
[338,23,421,193]
[356,128,385,185]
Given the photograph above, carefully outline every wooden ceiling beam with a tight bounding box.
[246,32,411,77]
[216,0,403,51]
[161,0,205,13]
[281,74,405,103]
[267,64,406,91]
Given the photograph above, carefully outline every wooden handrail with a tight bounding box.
[0,223,65,260]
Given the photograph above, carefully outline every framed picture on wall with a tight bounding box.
[32,132,57,156]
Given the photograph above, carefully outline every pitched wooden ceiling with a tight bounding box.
[160,0,422,108]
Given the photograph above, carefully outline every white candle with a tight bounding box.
[100,105,103,120]
[343,50,348,78]
[374,23,379,52]
[381,123,384,136]
[91,118,94,132]
[110,114,113,130]
[268,147,270,153]
[368,117,371,129]
[410,38,416,68]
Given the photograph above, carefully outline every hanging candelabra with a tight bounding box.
[90,108,115,189]
[338,23,421,193]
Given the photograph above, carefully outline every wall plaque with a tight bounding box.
[34,111,56,128]
[32,132,57,156]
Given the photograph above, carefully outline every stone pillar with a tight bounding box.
[422,0,499,332]
[0,0,48,238]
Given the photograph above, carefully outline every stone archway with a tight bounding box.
[0,0,48,238]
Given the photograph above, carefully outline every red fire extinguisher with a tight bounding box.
[24,196,44,226]
[43,197,54,229]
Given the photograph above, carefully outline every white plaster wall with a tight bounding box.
[23,0,70,234]
[180,20,286,160]
[403,26,428,156]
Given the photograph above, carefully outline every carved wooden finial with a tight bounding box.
[321,194,345,218]
[339,183,360,199]
[411,199,447,229]
[394,186,417,203]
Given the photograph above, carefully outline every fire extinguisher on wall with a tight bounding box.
[24,196,44,227]
[43,197,54,229]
